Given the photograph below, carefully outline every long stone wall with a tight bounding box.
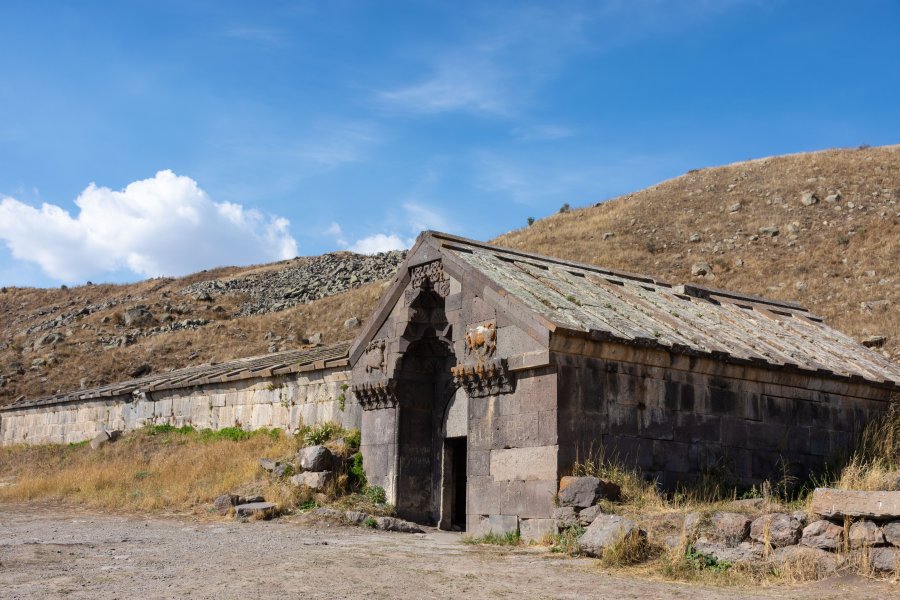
[0,367,357,446]
[554,337,895,490]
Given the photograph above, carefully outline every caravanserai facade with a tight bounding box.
[3,231,899,538]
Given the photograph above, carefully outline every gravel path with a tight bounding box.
[0,504,894,599]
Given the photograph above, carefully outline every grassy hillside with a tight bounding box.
[495,144,900,365]
[1,144,898,405]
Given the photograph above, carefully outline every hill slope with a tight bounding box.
[495,144,900,364]
[1,144,898,405]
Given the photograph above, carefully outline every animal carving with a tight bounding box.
[364,340,387,373]
[465,323,496,360]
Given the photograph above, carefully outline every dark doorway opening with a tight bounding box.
[447,436,467,530]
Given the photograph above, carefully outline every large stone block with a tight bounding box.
[800,520,843,550]
[579,514,645,557]
[519,518,557,542]
[749,513,803,547]
[490,446,557,481]
[557,476,620,508]
[811,488,900,520]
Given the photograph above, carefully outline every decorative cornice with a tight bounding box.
[450,359,515,398]
[352,379,398,410]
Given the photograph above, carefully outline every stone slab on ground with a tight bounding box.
[694,540,763,564]
[811,488,900,520]
[578,514,644,557]
[375,517,424,533]
[344,511,369,525]
[213,494,241,514]
[235,502,277,519]
[519,518,556,542]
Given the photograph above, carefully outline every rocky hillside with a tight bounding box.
[0,251,404,404]
[1,144,898,405]
[495,144,900,365]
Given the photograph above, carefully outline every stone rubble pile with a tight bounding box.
[554,484,900,573]
[182,250,406,316]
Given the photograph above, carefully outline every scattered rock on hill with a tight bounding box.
[123,307,154,326]
[691,262,711,276]
[800,191,819,206]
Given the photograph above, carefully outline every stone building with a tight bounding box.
[2,231,899,539]
[347,232,900,537]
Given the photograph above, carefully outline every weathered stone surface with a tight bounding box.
[709,512,751,546]
[213,494,240,514]
[552,506,579,528]
[519,518,557,541]
[311,507,342,519]
[557,476,621,509]
[749,513,803,547]
[90,431,112,450]
[298,445,333,472]
[800,191,819,206]
[871,547,899,573]
[849,519,885,548]
[375,516,424,533]
[882,521,900,546]
[344,510,369,524]
[343,317,360,330]
[683,512,703,537]
[800,519,844,550]
[691,262,711,277]
[694,540,762,564]
[241,495,265,504]
[259,458,282,472]
[290,471,334,491]
[579,515,645,557]
[123,307,154,327]
[490,446,557,481]
[578,505,604,527]
[726,498,766,512]
[235,502,276,518]
[476,514,519,536]
[772,546,838,574]
[811,488,900,520]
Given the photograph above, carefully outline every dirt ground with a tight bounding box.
[0,503,894,600]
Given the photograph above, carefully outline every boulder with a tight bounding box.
[871,547,899,573]
[213,494,240,514]
[234,502,276,519]
[258,458,283,472]
[345,510,369,524]
[811,488,900,520]
[241,495,265,504]
[772,546,838,575]
[123,307,154,327]
[311,507,342,519]
[552,506,579,528]
[578,514,645,557]
[290,471,334,491]
[307,332,323,346]
[683,512,703,537]
[298,445,334,472]
[709,512,750,546]
[375,516,424,533]
[557,476,621,508]
[758,226,780,237]
[849,519,885,548]
[800,191,819,206]
[691,262,711,277]
[343,317,360,330]
[578,505,604,527]
[694,540,762,564]
[750,513,803,547]
[90,430,120,450]
[800,519,844,550]
[882,521,900,546]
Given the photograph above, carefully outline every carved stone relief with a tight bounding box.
[352,379,398,410]
[364,339,388,374]
[405,260,450,305]
[450,359,515,398]
[464,322,496,362]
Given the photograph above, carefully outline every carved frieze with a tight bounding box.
[451,359,515,398]
[352,379,398,410]
[363,339,388,374]
[405,260,450,305]
[465,322,496,362]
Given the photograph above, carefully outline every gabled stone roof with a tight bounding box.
[399,232,900,388]
[1,341,351,411]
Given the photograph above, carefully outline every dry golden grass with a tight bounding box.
[495,144,900,365]
[0,427,297,512]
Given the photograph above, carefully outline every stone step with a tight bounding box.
[811,488,900,520]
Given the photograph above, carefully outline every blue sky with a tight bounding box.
[1,0,898,286]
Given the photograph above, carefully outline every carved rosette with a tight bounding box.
[405,260,450,305]
[352,379,398,410]
[450,359,515,398]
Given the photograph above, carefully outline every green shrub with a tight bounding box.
[463,531,521,546]
[301,422,342,446]
[364,485,387,504]
[344,429,361,450]
[363,516,378,528]
[349,452,367,489]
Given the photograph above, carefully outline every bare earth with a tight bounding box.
[0,504,894,600]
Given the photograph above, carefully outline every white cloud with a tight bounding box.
[0,170,298,282]
[403,201,450,233]
[348,233,407,254]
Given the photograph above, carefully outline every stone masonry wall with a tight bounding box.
[554,339,894,490]
[0,367,356,446]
